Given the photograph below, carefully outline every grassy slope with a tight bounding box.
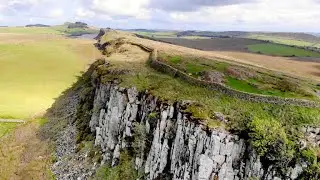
[0,31,99,119]
[162,53,318,99]
[248,43,320,57]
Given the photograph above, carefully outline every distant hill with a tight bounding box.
[250,32,320,42]
[176,31,248,38]
[67,22,88,29]
[26,24,50,27]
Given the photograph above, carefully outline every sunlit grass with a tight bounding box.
[0,34,98,118]
[0,123,18,138]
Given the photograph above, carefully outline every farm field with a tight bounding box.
[247,34,320,48]
[248,43,320,57]
[0,32,100,119]
[157,37,320,58]
[210,51,320,81]
[156,37,266,52]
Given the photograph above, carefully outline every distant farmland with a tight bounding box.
[248,44,320,57]
[156,37,266,52]
[157,37,320,58]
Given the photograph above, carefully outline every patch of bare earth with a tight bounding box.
[0,120,52,180]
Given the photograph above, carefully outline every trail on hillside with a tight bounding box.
[0,120,52,180]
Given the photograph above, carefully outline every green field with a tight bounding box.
[0,27,61,34]
[0,122,18,138]
[0,25,98,36]
[247,43,320,57]
[247,35,315,47]
[0,32,98,118]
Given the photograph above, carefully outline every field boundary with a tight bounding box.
[99,32,320,108]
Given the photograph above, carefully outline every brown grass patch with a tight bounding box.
[210,51,320,81]
[0,120,52,180]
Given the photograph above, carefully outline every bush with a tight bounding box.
[299,162,320,180]
[301,148,317,164]
[277,78,299,92]
[249,117,296,172]
[132,122,147,155]
[95,151,139,180]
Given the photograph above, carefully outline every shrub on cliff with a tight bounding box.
[95,151,139,180]
[132,122,147,155]
[249,117,296,173]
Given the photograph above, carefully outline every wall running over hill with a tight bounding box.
[95,29,319,108]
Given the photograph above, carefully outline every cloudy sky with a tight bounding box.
[0,0,319,32]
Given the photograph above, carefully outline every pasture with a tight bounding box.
[247,34,320,48]
[156,37,265,52]
[0,32,100,119]
[248,43,320,57]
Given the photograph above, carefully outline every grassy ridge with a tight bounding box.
[248,43,320,57]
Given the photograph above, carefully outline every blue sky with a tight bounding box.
[0,0,320,32]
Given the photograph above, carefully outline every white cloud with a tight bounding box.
[76,8,95,18]
[90,0,150,19]
[0,0,320,31]
[167,0,320,31]
[48,8,63,18]
[6,0,45,7]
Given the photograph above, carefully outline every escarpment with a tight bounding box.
[43,59,319,180]
[43,30,320,180]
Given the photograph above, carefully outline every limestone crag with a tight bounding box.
[89,82,304,180]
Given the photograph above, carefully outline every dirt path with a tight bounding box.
[0,119,25,123]
[0,120,52,180]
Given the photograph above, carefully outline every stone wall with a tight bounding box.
[148,50,319,108]
[96,29,319,108]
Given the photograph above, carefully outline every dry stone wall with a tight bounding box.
[148,50,319,108]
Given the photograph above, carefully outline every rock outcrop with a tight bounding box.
[88,82,305,180]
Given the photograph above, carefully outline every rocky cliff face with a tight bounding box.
[44,60,317,180]
[87,82,305,180]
